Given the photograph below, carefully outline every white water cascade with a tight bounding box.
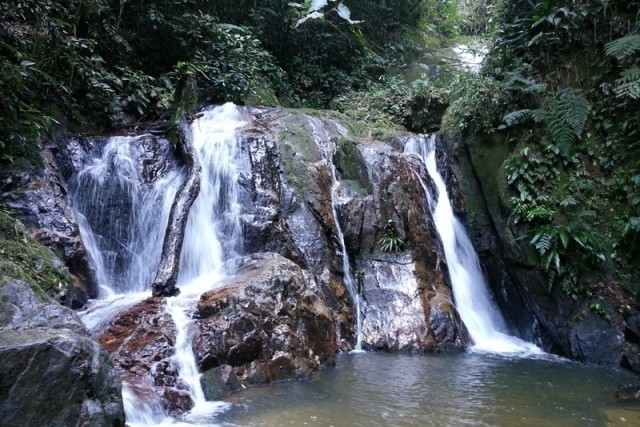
[72,103,246,426]
[405,135,541,355]
[160,103,245,424]
[308,118,363,351]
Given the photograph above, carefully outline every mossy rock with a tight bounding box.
[334,139,371,196]
[0,209,70,299]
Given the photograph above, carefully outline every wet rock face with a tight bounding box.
[339,138,468,351]
[193,252,336,398]
[0,279,124,426]
[235,110,467,352]
[0,149,97,308]
[96,297,190,414]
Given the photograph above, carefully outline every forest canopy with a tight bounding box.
[0,0,462,161]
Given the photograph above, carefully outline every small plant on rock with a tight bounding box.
[379,219,404,252]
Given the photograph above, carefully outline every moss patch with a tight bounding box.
[0,209,69,299]
[334,139,371,196]
[466,133,512,239]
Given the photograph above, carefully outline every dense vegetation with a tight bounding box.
[0,0,461,162]
[441,0,640,303]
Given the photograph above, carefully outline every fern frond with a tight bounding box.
[614,65,640,99]
[530,108,545,123]
[542,89,590,157]
[531,231,553,255]
[605,34,640,60]
[503,109,532,126]
[556,88,590,135]
[545,113,576,156]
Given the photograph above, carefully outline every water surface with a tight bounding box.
[217,352,639,426]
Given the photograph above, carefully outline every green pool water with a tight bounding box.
[215,352,640,427]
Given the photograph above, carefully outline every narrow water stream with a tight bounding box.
[308,117,364,351]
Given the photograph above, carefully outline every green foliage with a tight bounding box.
[606,33,640,100]
[505,146,558,206]
[543,88,591,159]
[443,69,549,135]
[529,217,604,296]
[464,0,640,297]
[604,34,640,61]
[379,219,404,253]
[331,76,411,127]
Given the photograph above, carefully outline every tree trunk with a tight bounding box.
[151,120,201,297]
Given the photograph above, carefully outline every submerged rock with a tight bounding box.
[0,279,124,426]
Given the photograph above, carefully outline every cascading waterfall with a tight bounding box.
[405,135,541,355]
[72,103,246,425]
[71,136,182,296]
[308,118,363,351]
[162,103,245,423]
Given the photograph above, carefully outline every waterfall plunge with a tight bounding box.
[73,103,245,425]
[405,135,541,355]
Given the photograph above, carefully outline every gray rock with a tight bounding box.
[0,279,88,335]
[0,148,97,308]
[0,280,124,427]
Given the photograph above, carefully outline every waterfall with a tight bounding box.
[72,103,245,425]
[163,103,245,422]
[70,136,182,296]
[307,118,363,351]
[405,135,541,355]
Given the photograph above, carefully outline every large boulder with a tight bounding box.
[341,137,468,351]
[238,110,468,352]
[193,252,336,399]
[0,279,124,426]
[96,297,188,415]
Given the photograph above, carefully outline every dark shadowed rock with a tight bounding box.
[445,131,640,368]
[0,279,124,426]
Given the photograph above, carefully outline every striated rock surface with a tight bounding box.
[238,110,467,351]
[193,252,336,399]
[0,279,124,426]
[96,297,189,414]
